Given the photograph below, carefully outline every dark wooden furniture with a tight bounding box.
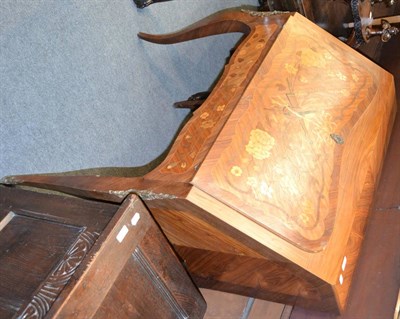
[261,0,400,46]
[259,0,373,45]
[3,9,397,314]
[0,186,206,318]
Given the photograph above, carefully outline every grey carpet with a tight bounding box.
[0,0,258,177]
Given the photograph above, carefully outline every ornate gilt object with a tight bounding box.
[366,18,399,42]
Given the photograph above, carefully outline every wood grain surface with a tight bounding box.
[49,195,206,319]
[0,186,118,318]
[193,12,384,252]
[2,9,397,313]
[140,10,291,183]
[289,40,400,317]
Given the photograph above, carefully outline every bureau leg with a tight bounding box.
[133,0,172,9]
[174,91,210,111]
[258,0,270,11]
[137,9,274,45]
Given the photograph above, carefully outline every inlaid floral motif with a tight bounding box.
[159,25,273,175]
[200,112,209,119]
[230,166,243,177]
[246,176,274,200]
[216,104,225,112]
[199,22,374,251]
[245,129,275,160]
[300,48,327,68]
[285,63,298,75]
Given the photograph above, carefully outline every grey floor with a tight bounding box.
[0,0,258,178]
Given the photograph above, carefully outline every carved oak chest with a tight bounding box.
[0,186,206,318]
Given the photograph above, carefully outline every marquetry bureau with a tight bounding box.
[2,9,397,314]
[0,186,205,318]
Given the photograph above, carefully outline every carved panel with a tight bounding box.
[18,231,98,319]
[132,247,188,319]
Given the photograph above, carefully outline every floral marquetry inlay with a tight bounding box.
[193,14,378,252]
[153,24,279,179]
[245,129,275,160]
